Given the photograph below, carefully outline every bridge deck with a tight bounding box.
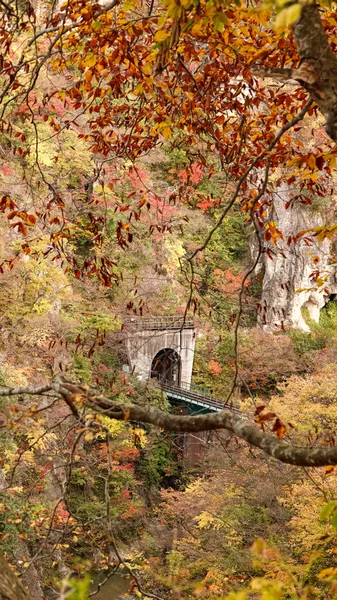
[160,383,241,414]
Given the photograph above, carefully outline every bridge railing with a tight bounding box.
[159,382,241,414]
[123,316,195,331]
[168,379,225,400]
[182,380,217,397]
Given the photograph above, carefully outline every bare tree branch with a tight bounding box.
[0,385,53,397]
[1,379,337,468]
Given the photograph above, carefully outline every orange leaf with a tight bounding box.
[272,418,286,439]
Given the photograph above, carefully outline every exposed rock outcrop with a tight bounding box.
[256,182,337,332]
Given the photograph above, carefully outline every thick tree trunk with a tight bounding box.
[253,3,337,142]
[293,4,337,141]
[0,554,29,600]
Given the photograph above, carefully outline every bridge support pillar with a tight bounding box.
[183,432,209,468]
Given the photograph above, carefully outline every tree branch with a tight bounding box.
[85,395,337,467]
[187,97,312,260]
[26,0,120,47]
[1,380,337,468]
[0,384,53,397]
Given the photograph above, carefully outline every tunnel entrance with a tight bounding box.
[151,348,181,385]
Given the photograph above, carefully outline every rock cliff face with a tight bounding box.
[257,182,337,332]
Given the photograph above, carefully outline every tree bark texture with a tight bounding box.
[2,380,337,468]
[54,380,337,468]
[293,4,337,141]
[253,3,337,142]
[0,554,28,600]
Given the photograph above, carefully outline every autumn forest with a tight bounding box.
[3,0,337,598]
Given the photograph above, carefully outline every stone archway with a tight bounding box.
[124,318,195,388]
[150,348,181,386]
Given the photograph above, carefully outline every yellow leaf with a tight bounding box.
[133,84,144,96]
[318,567,337,580]
[162,126,172,139]
[84,431,94,442]
[154,30,170,42]
[252,538,268,557]
[191,22,204,36]
[123,0,138,10]
[301,168,310,180]
[308,154,316,169]
[274,3,302,31]
[83,52,97,68]
[142,62,152,75]
[284,2,302,25]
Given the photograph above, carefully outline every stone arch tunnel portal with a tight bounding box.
[150,348,181,386]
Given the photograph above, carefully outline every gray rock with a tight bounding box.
[255,182,337,331]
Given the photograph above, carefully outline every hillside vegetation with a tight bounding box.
[2,0,337,598]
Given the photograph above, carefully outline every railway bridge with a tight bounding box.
[123,316,240,465]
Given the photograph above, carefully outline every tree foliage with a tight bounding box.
[2,0,337,597]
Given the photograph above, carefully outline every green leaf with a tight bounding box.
[274,3,302,31]
[92,21,102,30]
[67,575,91,600]
[320,501,337,523]
[331,511,337,530]
[213,12,228,32]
